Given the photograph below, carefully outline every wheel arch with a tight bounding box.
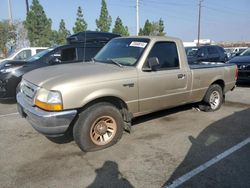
[210,79,225,94]
[77,96,132,131]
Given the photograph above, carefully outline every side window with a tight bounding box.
[60,48,77,62]
[197,48,206,57]
[217,47,226,55]
[83,47,101,61]
[14,50,32,60]
[208,46,218,55]
[36,49,45,54]
[146,42,179,70]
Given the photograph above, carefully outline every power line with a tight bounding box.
[140,0,194,7]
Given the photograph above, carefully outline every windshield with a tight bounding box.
[27,48,54,62]
[239,48,250,56]
[185,47,198,57]
[94,38,150,66]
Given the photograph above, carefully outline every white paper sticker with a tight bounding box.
[129,41,147,48]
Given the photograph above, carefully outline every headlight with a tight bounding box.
[34,88,63,111]
[0,67,21,73]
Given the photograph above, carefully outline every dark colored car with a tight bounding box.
[228,48,250,81]
[0,31,120,100]
[185,45,228,64]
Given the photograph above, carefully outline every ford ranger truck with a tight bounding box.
[17,36,237,152]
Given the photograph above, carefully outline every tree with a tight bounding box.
[158,18,165,36]
[0,20,16,57]
[112,17,129,36]
[139,19,166,36]
[96,0,112,32]
[73,6,87,33]
[57,19,71,44]
[139,19,152,35]
[24,0,52,46]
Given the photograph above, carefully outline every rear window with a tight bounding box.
[207,46,218,55]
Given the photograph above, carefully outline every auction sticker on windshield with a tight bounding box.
[130,41,147,48]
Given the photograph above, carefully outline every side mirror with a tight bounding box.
[142,57,160,71]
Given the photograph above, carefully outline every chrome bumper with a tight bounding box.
[16,92,77,137]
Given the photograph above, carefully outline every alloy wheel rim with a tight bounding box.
[209,91,220,110]
[90,116,117,146]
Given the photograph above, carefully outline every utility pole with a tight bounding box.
[7,0,13,25]
[197,0,203,46]
[136,0,139,35]
[25,0,29,14]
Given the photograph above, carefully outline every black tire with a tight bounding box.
[199,84,223,112]
[73,102,124,152]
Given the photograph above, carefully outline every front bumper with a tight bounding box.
[238,70,250,81]
[17,92,77,137]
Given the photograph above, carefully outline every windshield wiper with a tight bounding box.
[107,59,123,68]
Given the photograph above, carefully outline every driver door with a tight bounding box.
[138,42,190,114]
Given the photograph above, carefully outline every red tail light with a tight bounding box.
[235,66,238,80]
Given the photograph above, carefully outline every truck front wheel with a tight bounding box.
[73,102,124,152]
[199,84,223,112]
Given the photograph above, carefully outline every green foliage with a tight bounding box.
[0,21,16,57]
[139,18,166,36]
[158,18,165,36]
[112,17,129,36]
[139,19,152,35]
[57,19,71,44]
[73,6,87,33]
[24,0,52,46]
[96,0,112,32]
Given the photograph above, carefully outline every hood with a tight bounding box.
[229,56,250,64]
[0,60,27,69]
[23,62,137,90]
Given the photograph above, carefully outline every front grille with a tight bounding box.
[246,64,250,70]
[20,80,38,105]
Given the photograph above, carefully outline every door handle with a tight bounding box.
[177,74,185,79]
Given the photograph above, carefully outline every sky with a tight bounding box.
[0,0,250,42]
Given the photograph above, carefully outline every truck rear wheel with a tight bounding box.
[73,102,124,152]
[199,84,223,112]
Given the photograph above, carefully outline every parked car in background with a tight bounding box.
[224,48,234,59]
[228,48,250,81]
[0,47,47,63]
[0,31,120,100]
[232,48,248,57]
[185,45,228,64]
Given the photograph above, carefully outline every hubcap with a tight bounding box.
[90,116,117,146]
[209,91,220,110]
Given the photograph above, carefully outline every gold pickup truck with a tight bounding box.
[17,36,237,152]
